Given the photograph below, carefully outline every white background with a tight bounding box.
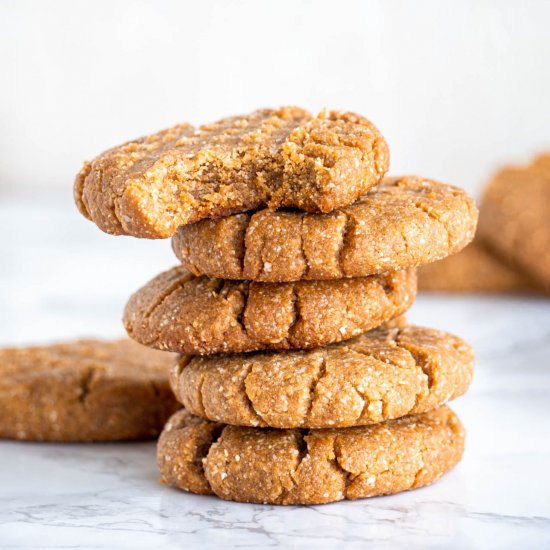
[2,0,550,200]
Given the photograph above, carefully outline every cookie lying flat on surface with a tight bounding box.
[173,176,478,282]
[418,240,538,293]
[123,266,416,355]
[0,339,179,441]
[157,406,464,504]
[75,107,389,238]
[478,155,550,289]
[171,325,474,429]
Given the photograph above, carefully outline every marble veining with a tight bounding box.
[1,198,550,549]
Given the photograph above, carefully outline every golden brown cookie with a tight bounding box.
[157,406,464,504]
[478,155,550,289]
[173,176,478,282]
[75,107,389,238]
[123,266,416,355]
[418,240,538,293]
[170,325,474,429]
[0,339,180,442]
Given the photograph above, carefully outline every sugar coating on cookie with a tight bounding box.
[478,154,550,289]
[173,176,478,282]
[170,325,474,429]
[157,406,464,504]
[123,266,416,355]
[0,339,179,441]
[75,107,389,238]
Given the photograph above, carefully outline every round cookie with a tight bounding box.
[0,339,180,442]
[75,107,389,239]
[172,176,478,282]
[478,155,550,289]
[123,266,416,355]
[170,325,474,429]
[157,406,464,504]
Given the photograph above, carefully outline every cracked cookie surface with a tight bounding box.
[0,339,180,441]
[478,154,550,290]
[123,266,416,355]
[75,107,389,238]
[173,176,478,282]
[157,406,464,504]
[170,325,473,428]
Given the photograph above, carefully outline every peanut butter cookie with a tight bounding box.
[75,107,389,238]
[157,406,464,504]
[419,240,538,293]
[478,154,550,289]
[170,325,473,429]
[0,339,179,441]
[123,266,416,355]
[173,176,478,282]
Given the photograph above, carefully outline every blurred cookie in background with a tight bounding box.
[420,153,550,294]
[478,153,550,291]
[418,240,538,293]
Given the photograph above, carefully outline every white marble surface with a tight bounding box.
[1,198,550,549]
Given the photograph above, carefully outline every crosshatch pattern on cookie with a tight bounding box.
[75,107,389,238]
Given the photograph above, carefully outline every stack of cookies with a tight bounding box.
[75,107,478,504]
